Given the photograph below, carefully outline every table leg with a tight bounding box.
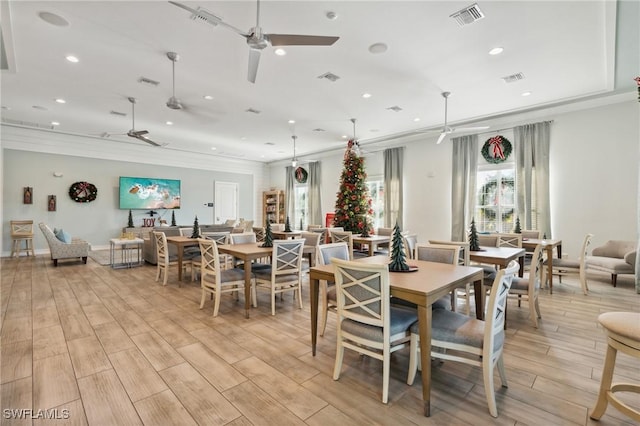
[547,245,554,294]
[310,276,319,356]
[473,278,484,320]
[518,256,524,277]
[418,305,432,416]
[243,259,252,319]
[177,246,184,281]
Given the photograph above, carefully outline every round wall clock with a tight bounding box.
[69,181,98,203]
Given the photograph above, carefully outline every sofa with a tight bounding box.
[137,225,234,265]
[39,223,90,266]
[586,240,637,287]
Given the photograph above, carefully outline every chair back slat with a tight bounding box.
[428,240,469,266]
[497,233,523,248]
[415,243,460,265]
[230,233,257,244]
[202,231,230,245]
[521,230,541,239]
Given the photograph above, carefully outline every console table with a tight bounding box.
[110,238,144,269]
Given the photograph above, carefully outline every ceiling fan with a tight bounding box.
[166,52,183,110]
[169,0,340,83]
[421,92,490,144]
[126,97,164,147]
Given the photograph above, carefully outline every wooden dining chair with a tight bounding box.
[253,239,305,315]
[509,243,544,328]
[317,242,350,336]
[10,220,34,257]
[153,231,188,286]
[332,258,417,404]
[330,230,354,260]
[429,239,472,315]
[498,233,523,248]
[407,260,519,417]
[414,243,461,311]
[543,233,593,295]
[198,238,255,317]
[300,231,322,267]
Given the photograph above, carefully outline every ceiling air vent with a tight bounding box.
[2,117,54,129]
[109,110,127,117]
[502,72,525,83]
[312,128,326,132]
[245,108,261,114]
[138,77,160,87]
[317,72,340,82]
[450,3,484,26]
[386,106,403,112]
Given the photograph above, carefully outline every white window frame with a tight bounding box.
[366,176,384,231]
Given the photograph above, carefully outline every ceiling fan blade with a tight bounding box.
[266,34,339,46]
[248,48,261,83]
[169,1,248,37]
[436,132,447,145]
[449,126,491,133]
[128,129,148,137]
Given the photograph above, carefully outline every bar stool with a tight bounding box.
[590,312,640,422]
[10,220,35,257]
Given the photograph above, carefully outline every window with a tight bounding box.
[366,179,384,231]
[293,184,308,230]
[475,131,516,233]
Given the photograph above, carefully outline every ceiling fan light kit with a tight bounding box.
[170,0,339,83]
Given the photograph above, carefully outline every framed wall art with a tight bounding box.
[48,195,57,212]
[23,187,33,204]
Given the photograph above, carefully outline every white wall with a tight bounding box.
[2,128,269,255]
[268,98,639,259]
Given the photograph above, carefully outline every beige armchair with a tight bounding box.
[38,223,89,266]
[586,240,637,287]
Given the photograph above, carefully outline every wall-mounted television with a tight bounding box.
[119,176,181,209]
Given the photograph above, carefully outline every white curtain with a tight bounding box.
[383,147,404,228]
[284,166,294,224]
[514,121,551,238]
[308,162,322,226]
[451,135,478,242]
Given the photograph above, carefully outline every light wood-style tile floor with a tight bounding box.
[1,255,639,425]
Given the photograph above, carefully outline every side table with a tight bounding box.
[110,238,144,269]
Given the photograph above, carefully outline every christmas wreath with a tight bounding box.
[294,166,308,184]
[481,135,512,164]
[69,181,98,203]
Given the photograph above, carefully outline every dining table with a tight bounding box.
[521,238,562,293]
[308,255,484,417]
[469,246,526,277]
[165,235,200,281]
[351,234,391,256]
[272,230,302,240]
[217,242,274,318]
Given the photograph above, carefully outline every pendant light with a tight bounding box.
[291,135,298,167]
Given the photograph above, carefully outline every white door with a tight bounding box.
[214,181,238,224]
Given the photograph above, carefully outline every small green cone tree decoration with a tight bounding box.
[284,216,292,232]
[171,211,176,226]
[360,217,370,237]
[127,210,134,228]
[262,221,274,247]
[388,222,409,272]
[191,216,200,238]
[299,218,304,231]
[469,218,480,251]
[514,217,522,233]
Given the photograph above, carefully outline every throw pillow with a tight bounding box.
[54,228,64,241]
[55,229,72,243]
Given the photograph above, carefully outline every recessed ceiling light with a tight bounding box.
[326,11,338,20]
[489,47,504,55]
[288,119,295,124]
[210,147,217,151]
[38,11,69,27]
[203,95,213,100]
[274,48,286,56]
[368,43,388,54]
[521,91,532,96]
[413,118,421,122]
[55,98,66,104]
[341,135,348,139]
[240,137,247,140]
[362,93,372,99]
[370,129,379,132]
[51,121,60,126]
[166,121,173,125]
[32,105,48,110]
[65,55,79,63]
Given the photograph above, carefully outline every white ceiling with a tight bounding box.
[1,1,637,163]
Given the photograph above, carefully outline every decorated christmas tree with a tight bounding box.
[388,222,409,271]
[514,217,522,233]
[191,216,200,238]
[262,221,274,247]
[171,211,176,226]
[284,216,292,232]
[333,139,373,233]
[127,210,134,228]
[469,218,480,251]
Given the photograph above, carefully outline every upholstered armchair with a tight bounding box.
[38,223,90,266]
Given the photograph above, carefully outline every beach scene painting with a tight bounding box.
[119,176,181,209]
